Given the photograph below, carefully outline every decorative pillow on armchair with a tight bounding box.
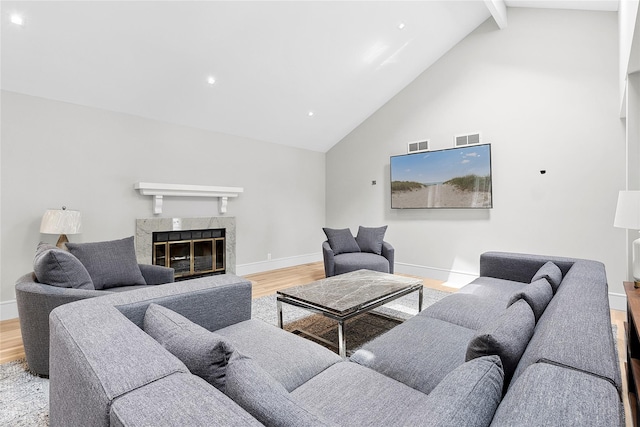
[355,225,387,255]
[322,228,360,255]
[33,242,94,290]
[67,236,146,290]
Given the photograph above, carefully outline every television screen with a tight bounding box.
[390,144,492,209]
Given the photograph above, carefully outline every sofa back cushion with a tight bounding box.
[532,261,563,293]
[466,299,535,385]
[355,225,387,255]
[507,277,553,322]
[322,228,360,255]
[224,351,331,426]
[416,355,504,427]
[67,236,146,290]
[33,242,94,289]
[143,303,234,392]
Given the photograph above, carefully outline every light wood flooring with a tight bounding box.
[0,261,631,425]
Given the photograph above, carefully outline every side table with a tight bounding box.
[625,281,640,426]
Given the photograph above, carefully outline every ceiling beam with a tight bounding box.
[484,0,508,29]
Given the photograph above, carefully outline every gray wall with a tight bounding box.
[0,90,326,305]
[326,9,627,296]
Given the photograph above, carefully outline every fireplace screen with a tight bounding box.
[152,229,225,279]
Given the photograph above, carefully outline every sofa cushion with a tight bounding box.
[421,293,506,330]
[293,357,503,427]
[532,261,563,293]
[351,316,475,394]
[224,352,331,427]
[466,299,535,384]
[215,319,341,392]
[323,228,360,255]
[67,236,146,290]
[143,304,234,392]
[33,242,94,290]
[507,278,553,322]
[355,225,387,255]
[491,362,622,426]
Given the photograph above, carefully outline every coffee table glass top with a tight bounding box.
[276,269,423,317]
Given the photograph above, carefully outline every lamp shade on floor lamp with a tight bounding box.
[614,191,640,283]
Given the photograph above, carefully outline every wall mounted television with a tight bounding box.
[390,143,492,209]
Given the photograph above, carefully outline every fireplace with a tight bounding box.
[152,228,225,279]
[135,217,237,277]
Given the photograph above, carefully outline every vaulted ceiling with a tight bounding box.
[1,1,618,153]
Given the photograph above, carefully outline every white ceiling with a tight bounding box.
[0,1,618,153]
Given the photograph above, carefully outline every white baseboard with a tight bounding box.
[236,252,323,276]
[609,292,626,312]
[394,262,478,289]
[1,299,18,321]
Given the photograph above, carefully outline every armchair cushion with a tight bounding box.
[355,226,387,255]
[67,236,146,290]
[33,242,94,290]
[322,228,360,255]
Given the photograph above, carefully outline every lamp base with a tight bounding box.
[56,234,69,248]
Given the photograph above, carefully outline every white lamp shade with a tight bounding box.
[40,209,82,234]
[614,191,640,230]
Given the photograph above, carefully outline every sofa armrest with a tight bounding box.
[138,263,174,285]
[322,241,335,277]
[381,241,395,274]
[479,252,576,283]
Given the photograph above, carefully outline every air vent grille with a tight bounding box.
[408,140,429,153]
[455,133,481,147]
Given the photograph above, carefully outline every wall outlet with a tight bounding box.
[267,253,272,261]
[172,218,182,231]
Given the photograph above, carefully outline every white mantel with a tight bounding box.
[134,182,244,214]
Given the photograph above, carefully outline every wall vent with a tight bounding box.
[454,132,481,147]
[408,140,429,153]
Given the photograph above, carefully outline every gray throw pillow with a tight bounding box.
[224,351,330,426]
[507,278,553,322]
[143,303,234,392]
[355,225,387,255]
[322,228,360,255]
[33,242,94,290]
[67,236,146,290]
[466,299,535,384]
[416,355,504,427]
[531,261,563,293]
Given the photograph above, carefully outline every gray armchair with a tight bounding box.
[322,240,394,277]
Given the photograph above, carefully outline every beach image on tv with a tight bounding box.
[391,144,492,209]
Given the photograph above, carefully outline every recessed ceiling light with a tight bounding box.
[397,22,406,30]
[307,111,314,117]
[207,76,216,85]
[10,13,25,26]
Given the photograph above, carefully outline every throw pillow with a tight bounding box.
[466,299,535,384]
[415,355,504,427]
[67,236,146,290]
[33,242,94,290]
[355,225,387,255]
[143,303,234,392]
[224,351,330,426]
[507,277,553,323]
[322,228,360,255]
[531,261,563,293]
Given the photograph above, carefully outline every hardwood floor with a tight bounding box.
[0,261,632,425]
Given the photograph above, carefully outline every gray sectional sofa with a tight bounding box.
[48,251,622,426]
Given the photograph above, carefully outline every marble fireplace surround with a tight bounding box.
[136,217,236,274]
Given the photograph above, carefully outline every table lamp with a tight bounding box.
[40,207,82,248]
[614,191,640,286]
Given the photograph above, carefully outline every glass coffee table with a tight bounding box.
[276,269,423,358]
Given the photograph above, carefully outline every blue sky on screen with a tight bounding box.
[391,144,491,184]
